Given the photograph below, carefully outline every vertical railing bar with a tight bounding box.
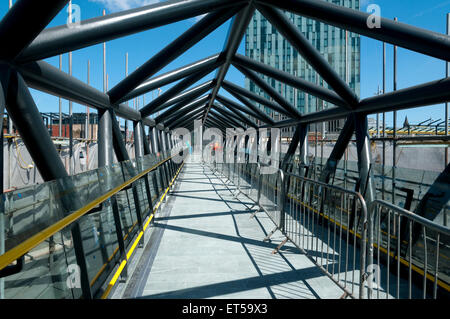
[338,192,343,282]
[310,186,315,255]
[423,226,428,299]
[408,220,412,299]
[387,210,391,299]
[345,193,350,288]
[327,188,332,274]
[316,186,323,265]
[433,233,440,299]
[295,180,299,248]
[377,205,381,299]
[397,213,401,299]
[352,205,357,296]
[332,192,337,277]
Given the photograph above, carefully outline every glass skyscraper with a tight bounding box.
[244,0,360,133]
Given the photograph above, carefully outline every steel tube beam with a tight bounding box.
[140,66,217,117]
[148,80,215,117]
[108,7,239,103]
[208,113,232,129]
[204,5,255,122]
[216,94,268,123]
[232,54,350,109]
[319,115,355,184]
[169,108,205,129]
[111,113,130,163]
[0,64,92,299]
[118,54,220,104]
[18,0,245,62]
[98,109,114,167]
[261,74,450,128]
[215,101,258,128]
[222,79,294,118]
[17,60,156,127]
[209,109,243,128]
[222,88,275,125]
[203,121,226,139]
[231,65,301,118]
[256,3,358,108]
[206,124,227,138]
[0,0,68,60]
[177,114,207,131]
[205,117,228,132]
[165,105,205,127]
[354,113,375,204]
[181,115,202,129]
[212,103,256,128]
[281,124,303,170]
[142,126,151,155]
[357,76,450,114]
[0,66,67,181]
[258,0,450,62]
[134,121,145,158]
[299,124,309,176]
[157,95,209,123]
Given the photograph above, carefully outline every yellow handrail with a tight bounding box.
[100,161,185,299]
[0,156,174,271]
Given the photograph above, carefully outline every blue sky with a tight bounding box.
[1,0,450,127]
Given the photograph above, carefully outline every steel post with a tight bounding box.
[0,64,92,299]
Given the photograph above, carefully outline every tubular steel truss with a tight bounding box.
[0,0,450,299]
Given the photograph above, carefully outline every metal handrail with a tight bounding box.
[367,199,450,299]
[369,200,450,236]
[0,155,175,271]
[214,159,369,298]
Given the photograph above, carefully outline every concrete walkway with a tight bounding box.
[123,162,343,299]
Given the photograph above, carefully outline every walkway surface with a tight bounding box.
[115,161,343,299]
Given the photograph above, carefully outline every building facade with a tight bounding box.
[244,0,360,136]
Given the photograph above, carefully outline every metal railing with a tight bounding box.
[210,155,450,299]
[0,148,187,299]
[211,158,369,298]
[282,171,369,299]
[367,199,450,299]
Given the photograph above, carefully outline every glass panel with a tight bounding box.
[3,227,76,299]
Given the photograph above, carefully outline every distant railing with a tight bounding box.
[211,158,369,298]
[209,152,450,299]
[367,200,450,299]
